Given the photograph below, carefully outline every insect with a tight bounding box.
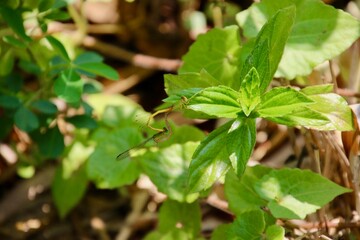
[116,106,173,160]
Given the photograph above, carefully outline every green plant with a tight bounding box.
[155,2,358,239]
[1,0,359,239]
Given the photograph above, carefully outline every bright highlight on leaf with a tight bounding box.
[237,0,360,79]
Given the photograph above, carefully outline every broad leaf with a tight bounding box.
[75,62,119,80]
[73,51,103,64]
[228,210,265,239]
[164,69,220,96]
[0,95,21,109]
[66,115,97,129]
[238,6,295,92]
[267,107,331,129]
[54,70,83,104]
[87,128,142,188]
[14,107,39,132]
[306,93,354,131]
[186,85,242,118]
[52,142,92,218]
[138,142,200,202]
[255,168,352,219]
[300,84,334,95]
[257,87,314,117]
[179,26,242,88]
[239,67,261,116]
[187,121,233,192]
[157,200,201,238]
[32,125,64,158]
[31,100,58,115]
[226,117,256,176]
[237,0,360,79]
[265,225,285,240]
[225,166,271,216]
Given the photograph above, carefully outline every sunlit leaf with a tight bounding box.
[237,0,360,79]
[180,26,242,88]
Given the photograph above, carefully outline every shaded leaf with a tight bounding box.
[14,107,39,132]
[32,125,64,158]
[66,114,97,129]
[0,5,32,42]
[0,95,21,109]
[52,142,92,218]
[225,166,271,216]
[255,168,352,219]
[31,100,58,115]
[226,117,256,176]
[139,142,200,202]
[187,120,233,192]
[157,200,201,238]
[87,128,142,188]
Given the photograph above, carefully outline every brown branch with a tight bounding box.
[82,36,182,72]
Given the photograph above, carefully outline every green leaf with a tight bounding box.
[255,168,352,219]
[54,70,83,104]
[14,107,39,132]
[75,62,119,80]
[66,115,97,129]
[3,73,24,92]
[0,49,15,76]
[225,166,271,216]
[267,107,331,129]
[0,6,32,42]
[43,10,70,21]
[300,84,334,95]
[31,100,58,115]
[237,0,360,79]
[164,69,220,96]
[46,36,70,61]
[238,6,295,92]
[211,224,232,240]
[179,26,241,88]
[87,128,142,188]
[226,117,256,176]
[187,120,233,192]
[52,142,92,218]
[74,51,103,65]
[257,87,314,117]
[228,210,266,239]
[239,68,261,116]
[32,125,64,158]
[139,142,200,202]
[0,95,21,109]
[269,90,353,131]
[2,35,27,48]
[265,225,285,240]
[157,200,201,238]
[186,85,242,118]
[305,93,354,131]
